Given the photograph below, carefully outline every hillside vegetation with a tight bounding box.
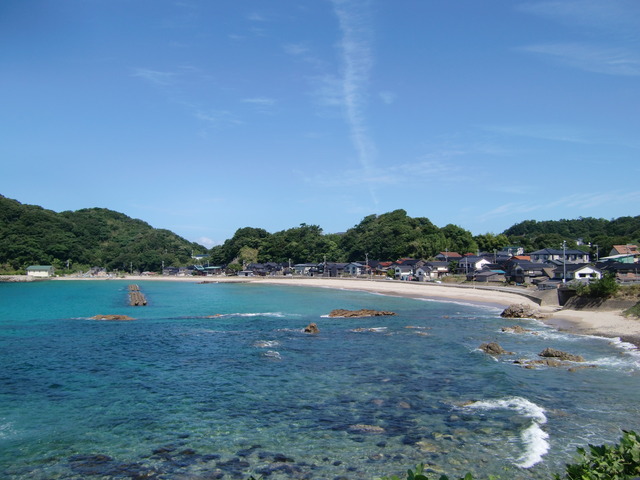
[1,194,639,273]
[0,195,205,274]
[210,211,640,265]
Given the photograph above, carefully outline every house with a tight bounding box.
[598,261,640,283]
[394,264,414,280]
[468,269,506,283]
[530,248,590,264]
[322,262,348,277]
[373,261,394,276]
[503,260,549,284]
[293,263,319,276]
[344,262,364,276]
[415,261,449,281]
[456,256,490,274]
[26,265,54,277]
[552,264,602,283]
[435,252,462,262]
[609,245,639,257]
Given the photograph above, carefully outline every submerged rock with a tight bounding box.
[502,325,537,335]
[539,347,585,362]
[91,314,135,321]
[348,424,385,434]
[479,342,513,356]
[328,309,396,318]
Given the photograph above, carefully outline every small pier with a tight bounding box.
[128,284,147,306]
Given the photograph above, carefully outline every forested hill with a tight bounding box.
[0,195,206,273]
[209,210,640,265]
[1,194,638,274]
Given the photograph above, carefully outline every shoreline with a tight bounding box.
[50,274,640,347]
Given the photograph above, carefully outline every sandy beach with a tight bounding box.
[53,274,640,346]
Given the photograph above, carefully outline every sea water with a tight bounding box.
[0,280,639,479]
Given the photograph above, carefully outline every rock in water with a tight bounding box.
[348,424,385,434]
[500,304,546,319]
[502,325,533,334]
[479,342,513,355]
[328,309,396,318]
[539,347,585,362]
[91,315,135,321]
[304,323,319,333]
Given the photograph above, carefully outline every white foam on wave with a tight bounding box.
[203,312,292,319]
[263,350,282,360]
[348,327,388,333]
[253,340,280,348]
[463,396,549,468]
[0,420,14,439]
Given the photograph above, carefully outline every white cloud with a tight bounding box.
[131,68,177,86]
[520,43,640,76]
[196,236,217,248]
[247,12,267,22]
[477,191,640,223]
[283,43,309,56]
[241,97,277,107]
[332,0,377,203]
[518,0,640,36]
[378,91,397,105]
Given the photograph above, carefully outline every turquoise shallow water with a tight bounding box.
[0,280,639,479]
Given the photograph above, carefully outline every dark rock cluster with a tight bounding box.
[328,309,396,318]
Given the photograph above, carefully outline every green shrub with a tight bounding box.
[554,430,640,480]
[576,272,619,298]
[624,302,640,318]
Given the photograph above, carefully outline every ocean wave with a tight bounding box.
[198,312,292,319]
[253,340,281,348]
[0,420,14,439]
[462,396,549,468]
[348,327,388,333]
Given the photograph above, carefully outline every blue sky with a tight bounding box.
[1,1,639,248]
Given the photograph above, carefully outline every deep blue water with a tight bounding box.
[0,280,639,479]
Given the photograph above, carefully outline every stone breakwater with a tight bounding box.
[0,275,39,282]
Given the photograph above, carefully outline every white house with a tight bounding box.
[343,262,364,276]
[561,264,602,282]
[26,265,54,277]
[394,265,413,280]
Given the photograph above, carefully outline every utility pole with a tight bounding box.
[365,252,369,278]
[562,241,567,284]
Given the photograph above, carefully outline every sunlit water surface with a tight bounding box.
[0,280,639,479]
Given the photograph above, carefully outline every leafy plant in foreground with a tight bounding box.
[555,430,640,480]
[377,431,640,480]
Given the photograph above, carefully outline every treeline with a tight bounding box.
[1,194,638,273]
[0,195,205,273]
[209,209,640,265]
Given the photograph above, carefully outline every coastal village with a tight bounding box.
[26,244,640,290]
[190,244,639,287]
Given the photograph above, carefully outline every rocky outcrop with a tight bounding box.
[501,325,538,335]
[91,315,135,321]
[500,304,547,319]
[328,309,396,318]
[348,424,385,434]
[479,342,513,356]
[303,323,319,333]
[539,347,585,362]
